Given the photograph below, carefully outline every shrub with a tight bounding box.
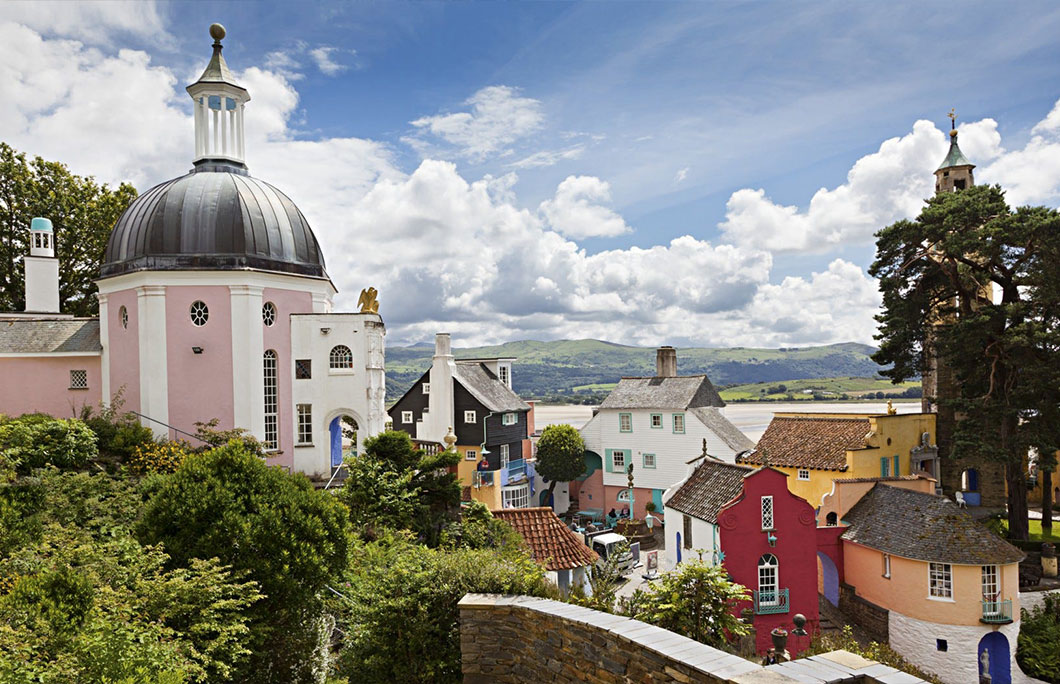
[128,441,193,475]
[806,625,941,683]
[0,417,97,474]
[1018,592,1060,683]
[78,392,156,462]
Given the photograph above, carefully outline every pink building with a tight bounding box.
[0,25,386,479]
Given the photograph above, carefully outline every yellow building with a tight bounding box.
[737,411,937,508]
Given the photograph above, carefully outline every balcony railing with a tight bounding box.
[753,588,789,615]
[473,470,495,488]
[981,599,1013,624]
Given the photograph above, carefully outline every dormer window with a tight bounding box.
[498,365,510,387]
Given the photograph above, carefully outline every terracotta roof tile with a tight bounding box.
[738,415,870,471]
[665,459,755,523]
[492,507,599,571]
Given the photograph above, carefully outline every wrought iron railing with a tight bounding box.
[753,588,789,615]
[981,599,1013,624]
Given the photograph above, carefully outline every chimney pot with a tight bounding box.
[656,346,677,378]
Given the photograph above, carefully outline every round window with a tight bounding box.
[119,305,128,329]
[262,301,277,327]
[190,300,209,327]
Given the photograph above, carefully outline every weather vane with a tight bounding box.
[948,108,957,129]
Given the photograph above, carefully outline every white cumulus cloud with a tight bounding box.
[538,175,631,238]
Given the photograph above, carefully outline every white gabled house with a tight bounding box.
[572,347,754,520]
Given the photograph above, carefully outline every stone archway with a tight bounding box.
[324,408,365,471]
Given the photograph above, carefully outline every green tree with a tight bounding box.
[534,424,586,503]
[0,416,98,474]
[136,441,352,683]
[0,142,137,316]
[621,560,750,648]
[331,533,555,684]
[1018,593,1060,683]
[871,185,1060,539]
[340,430,461,546]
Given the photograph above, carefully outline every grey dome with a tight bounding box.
[102,165,327,279]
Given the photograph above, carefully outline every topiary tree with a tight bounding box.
[535,424,585,504]
[136,441,352,683]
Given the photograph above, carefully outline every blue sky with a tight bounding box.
[3,1,1060,346]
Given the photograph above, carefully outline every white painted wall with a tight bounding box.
[581,408,745,492]
[661,504,719,569]
[136,285,169,439]
[24,255,59,313]
[888,611,1036,684]
[290,312,386,479]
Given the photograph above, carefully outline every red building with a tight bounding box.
[717,466,820,656]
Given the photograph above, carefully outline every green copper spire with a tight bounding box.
[937,109,974,171]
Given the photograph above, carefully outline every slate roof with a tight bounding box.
[665,459,755,523]
[688,407,755,453]
[453,361,530,413]
[738,415,870,471]
[598,375,724,410]
[0,318,101,354]
[492,507,599,571]
[833,475,928,484]
[841,484,1023,565]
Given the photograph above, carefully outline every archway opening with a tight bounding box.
[329,414,359,471]
[978,632,1010,684]
[817,551,839,606]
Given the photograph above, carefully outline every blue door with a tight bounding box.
[978,632,1010,684]
[676,532,682,564]
[329,417,343,468]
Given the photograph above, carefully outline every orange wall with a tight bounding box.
[818,478,935,526]
[843,541,1019,625]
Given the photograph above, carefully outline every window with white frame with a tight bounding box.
[466,449,477,461]
[929,562,952,599]
[502,412,517,426]
[329,345,353,370]
[617,489,632,502]
[262,301,277,327]
[498,365,510,387]
[643,453,656,468]
[883,554,891,579]
[190,300,209,326]
[761,496,774,530]
[263,350,278,450]
[650,413,662,429]
[619,413,632,432]
[401,411,413,424]
[673,413,685,433]
[612,450,626,471]
[500,444,510,467]
[296,404,312,444]
[69,369,88,389]
[502,483,530,509]
[422,383,430,394]
[464,410,477,423]
[758,554,779,605]
[798,468,810,481]
[982,565,999,601]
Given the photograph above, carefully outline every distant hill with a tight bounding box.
[385,339,888,402]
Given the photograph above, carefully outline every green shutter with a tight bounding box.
[605,449,614,473]
[880,457,889,477]
[893,456,900,477]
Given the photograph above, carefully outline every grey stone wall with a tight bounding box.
[459,594,927,684]
[839,583,889,643]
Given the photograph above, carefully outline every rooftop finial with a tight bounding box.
[948,108,958,138]
[210,23,226,45]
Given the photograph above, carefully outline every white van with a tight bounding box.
[589,532,633,574]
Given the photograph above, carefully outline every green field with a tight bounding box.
[719,376,920,402]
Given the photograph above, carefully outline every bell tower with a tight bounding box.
[934,109,975,194]
[186,24,250,168]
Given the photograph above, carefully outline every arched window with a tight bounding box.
[330,345,353,370]
[758,553,779,606]
[263,350,278,450]
[826,512,838,527]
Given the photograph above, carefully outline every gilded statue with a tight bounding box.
[358,287,379,314]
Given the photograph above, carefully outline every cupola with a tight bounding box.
[934,109,975,194]
[186,23,250,168]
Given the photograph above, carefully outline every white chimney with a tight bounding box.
[656,346,677,378]
[423,333,456,443]
[25,217,60,313]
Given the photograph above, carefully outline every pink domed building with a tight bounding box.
[0,25,386,479]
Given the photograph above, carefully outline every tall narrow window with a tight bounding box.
[758,554,779,606]
[929,562,952,599]
[498,365,510,387]
[500,444,510,468]
[673,413,685,433]
[761,496,774,530]
[883,553,891,579]
[880,457,890,477]
[296,404,312,445]
[329,345,353,370]
[119,305,128,330]
[982,565,999,600]
[263,350,278,450]
[619,413,632,433]
[683,515,692,549]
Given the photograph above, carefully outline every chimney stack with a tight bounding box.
[25,217,60,314]
[435,332,452,358]
[656,346,677,378]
